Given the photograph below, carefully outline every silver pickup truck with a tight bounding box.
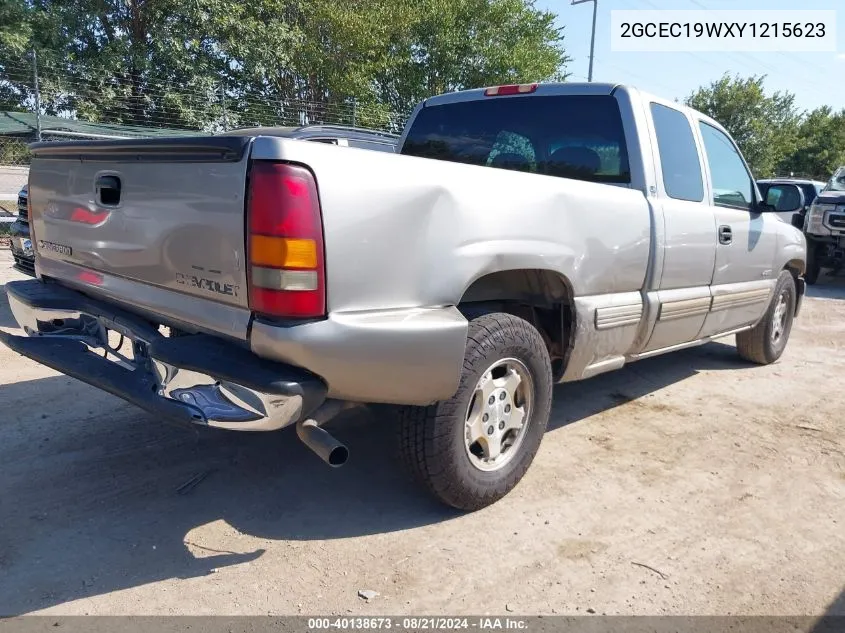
[1,83,806,510]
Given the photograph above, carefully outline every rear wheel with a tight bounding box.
[736,270,796,365]
[398,312,552,511]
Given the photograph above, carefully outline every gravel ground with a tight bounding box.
[0,250,843,617]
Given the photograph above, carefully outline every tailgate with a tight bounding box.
[27,136,253,338]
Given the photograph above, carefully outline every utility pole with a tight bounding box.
[32,49,42,141]
[571,0,598,82]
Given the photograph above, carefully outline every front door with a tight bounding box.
[696,121,778,338]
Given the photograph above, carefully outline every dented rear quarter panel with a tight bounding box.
[250,137,652,313]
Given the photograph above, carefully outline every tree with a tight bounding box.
[777,107,845,180]
[685,74,800,178]
[0,0,33,110]
[371,0,569,115]
[0,0,569,132]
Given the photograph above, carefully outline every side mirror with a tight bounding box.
[791,213,804,229]
[763,185,804,212]
[755,200,776,214]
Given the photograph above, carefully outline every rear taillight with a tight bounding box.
[70,207,109,225]
[484,83,538,96]
[247,161,326,319]
[77,270,104,285]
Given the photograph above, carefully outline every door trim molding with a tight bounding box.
[595,303,643,330]
[658,296,711,321]
[710,287,771,312]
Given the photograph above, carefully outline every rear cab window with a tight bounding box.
[649,103,704,202]
[401,95,631,184]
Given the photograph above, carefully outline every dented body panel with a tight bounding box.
[249,135,652,309]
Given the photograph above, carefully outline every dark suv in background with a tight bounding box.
[9,184,34,276]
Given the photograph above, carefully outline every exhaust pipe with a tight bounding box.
[295,400,355,467]
[297,420,349,467]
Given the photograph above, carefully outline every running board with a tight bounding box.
[626,325,753,362]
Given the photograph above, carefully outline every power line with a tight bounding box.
[679,0,830,94]
[2,55,410,135]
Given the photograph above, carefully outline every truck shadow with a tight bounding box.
[0,282,21,328]
[549,340,753,430]
[0,338,758,614]
[810,586,845,630]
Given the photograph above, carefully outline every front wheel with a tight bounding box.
[736,270,796,365]
[398,313,553,511]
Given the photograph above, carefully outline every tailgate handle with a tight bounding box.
[96,175,121,206]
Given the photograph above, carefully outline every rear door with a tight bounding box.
[696,121,778,337]
[640,100,717,352]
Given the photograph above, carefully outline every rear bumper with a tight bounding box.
[250,306,468,405]
[1,279,327,431]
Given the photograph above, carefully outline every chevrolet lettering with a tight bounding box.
[175,272,240,298]
[37,240,72,256]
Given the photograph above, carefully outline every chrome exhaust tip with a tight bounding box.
[296,418,349,467]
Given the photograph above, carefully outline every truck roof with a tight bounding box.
[758,178,826,187]
[220,124,399,143]
[419,82,731,139]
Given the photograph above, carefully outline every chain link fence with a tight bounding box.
[0,135,30,200]
[1,54,409,201]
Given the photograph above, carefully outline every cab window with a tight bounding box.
[402,95,631,184]
[650,103,704,202]
[698,122,754,210]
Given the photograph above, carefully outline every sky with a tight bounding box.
[536,0,845,112]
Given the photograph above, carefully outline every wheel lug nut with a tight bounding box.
[499,392,507,400]
[499,421,505,430]
[482,413,489,422]
[504,404,511,413]
[487,426,495,435]
[488,396,495,405]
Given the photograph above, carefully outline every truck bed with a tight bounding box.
[29,133,651,342]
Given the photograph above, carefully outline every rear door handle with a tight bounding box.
[718,225,732,245]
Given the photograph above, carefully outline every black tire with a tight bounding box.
[736,271,796,365]
[398,312,553,511]
[805,241,821,285]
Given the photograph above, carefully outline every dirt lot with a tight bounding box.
[0,249,843,617]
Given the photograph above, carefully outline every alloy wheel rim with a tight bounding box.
[463,358,534,472]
